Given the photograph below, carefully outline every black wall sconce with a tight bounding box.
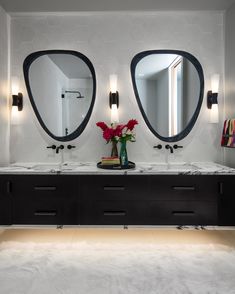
[207,74,219,123]
[11,76,23,111]
[109,74,119,123]
[109,91,119,109]
[12,93,23,111]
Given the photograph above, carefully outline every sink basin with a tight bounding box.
[143,163,200,172]
[31,163,61,171]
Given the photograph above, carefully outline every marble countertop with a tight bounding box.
[0,161,235,175]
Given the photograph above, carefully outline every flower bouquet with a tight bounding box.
[96,119,138,166]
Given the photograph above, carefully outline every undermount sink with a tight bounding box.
[143,163,200,172]
[31,163,61,171]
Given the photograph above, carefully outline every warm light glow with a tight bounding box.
[11,105,20,125]
[211,74,220,93]
[111,104,119,124]
[110,74,118,93]
[210,104,219,123]
[11,76,19,95]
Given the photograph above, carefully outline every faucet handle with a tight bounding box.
[67,145,75,150]
[173,144,183,149]
[59,145,64,150]
[47,145,56,150]
[153,144,162,149]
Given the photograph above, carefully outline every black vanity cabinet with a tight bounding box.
[0,176,12,225]
[218,176,235,225]
[80,175,219,226]
[147,176,218,225]
[80,175,148,225]
[1,173,235,227]
[10,175,79,225]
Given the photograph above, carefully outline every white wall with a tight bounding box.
[0,5,10,165]
[225,3,235,167]
[10,12,224,164]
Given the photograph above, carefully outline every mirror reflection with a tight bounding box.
[132,51,203,141]
[24,51,96,141]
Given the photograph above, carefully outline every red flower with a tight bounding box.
[113,125,124,137]
[103,127,114,141]
[96,121,108,131]
[126,119,138,131]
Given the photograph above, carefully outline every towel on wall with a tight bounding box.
[221,119,235,147]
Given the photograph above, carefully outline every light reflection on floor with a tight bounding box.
[0,228,235,247]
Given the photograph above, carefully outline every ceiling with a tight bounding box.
[0,0,235,13]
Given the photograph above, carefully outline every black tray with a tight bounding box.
[97,161,136,170]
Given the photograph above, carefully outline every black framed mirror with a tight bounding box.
[131,50,204,142]
[23,50,96,141]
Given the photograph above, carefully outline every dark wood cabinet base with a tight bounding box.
[0,174,234,226]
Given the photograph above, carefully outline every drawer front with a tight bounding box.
[13,197,78,225]
[149,175,219,201]
[0,177,12,225]
[81,175,148,201]
[147,201,217,225]
[81,201,146,225]
[218,176,235,225]
[10,175,78,197]
[0,197,12,225]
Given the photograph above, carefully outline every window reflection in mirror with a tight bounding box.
[132,50,203,142]
[24,51,96,141]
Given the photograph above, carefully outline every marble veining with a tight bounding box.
[0,162,235,175]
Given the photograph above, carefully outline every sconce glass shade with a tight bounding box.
[111,104,119,124]
[11,76,19,95]
[209,104,219,123]
[211,74,220,93]
[110,74,118,93]
[207,74,220,110]
[11,105,20,125]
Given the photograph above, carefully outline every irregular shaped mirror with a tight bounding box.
[24,50,96,141]
[131,50,204,142]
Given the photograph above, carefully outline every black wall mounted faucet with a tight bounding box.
[56,145,64,154]
[165,144,174,153]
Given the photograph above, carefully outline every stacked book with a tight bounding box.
[101,156,120,166]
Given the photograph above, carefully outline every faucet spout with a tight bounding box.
[165,144,174,154]
[56,145,64,154]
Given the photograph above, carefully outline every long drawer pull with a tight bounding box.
[103,211,126,216]
[34,186,57,191]
[172,211,195,216]
[172,186,196,191]
[34,210,57,216]
[103,186,125,191]
[219,182,223,195]
[6,181,12,194]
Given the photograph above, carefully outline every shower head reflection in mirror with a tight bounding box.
[131,50,204,143]
[23,50,96,142]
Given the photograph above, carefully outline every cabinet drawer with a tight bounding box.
[10,175,78,197]
[81,175,147,201]
[147,201,217,225]
[81,200,146,225]
[13,197,78,225]
[149,176,218,201]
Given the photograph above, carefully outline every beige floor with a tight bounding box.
[1,228,235,247]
